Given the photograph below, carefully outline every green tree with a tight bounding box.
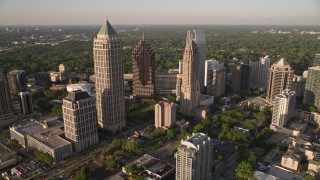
[167,129,174,140]
[125,164,139,175]
[305,174,314,180]
[111,139,123,148]
[248,153,257,167]
[52,106,62,116]
[105,156,117,171]
[75,166,90,180]
[193,124,204,133]
[236,161,254,179]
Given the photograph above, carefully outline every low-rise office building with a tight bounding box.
[9,118,72,161]
[0,143,17,170]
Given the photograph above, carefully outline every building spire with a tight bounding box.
[105,16,108,22]
[141,31,145,41]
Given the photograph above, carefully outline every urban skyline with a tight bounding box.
[0,1,320,177]
[1,0,320,25]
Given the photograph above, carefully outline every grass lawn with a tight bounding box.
[126,102,155,121]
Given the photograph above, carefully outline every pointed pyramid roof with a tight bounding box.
[98,16,117,36]
[274,58,290,66]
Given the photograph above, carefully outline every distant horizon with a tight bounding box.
[2,23,320,27]
[1,0,319,26]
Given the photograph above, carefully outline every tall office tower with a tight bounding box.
[176,133,213,180]
[154,101,176,128]
[205,60,226,97]
[314,53,320,66]
[186,30,206,92]
[7,70,27,93]
[178,60,183,74]
[34,72,51,86]
[249,56,272,89]
[93,17,125,132]
[0,73,14,120]
[180,37,200,115]
[63,91,99,152]
[304,66,320,108]
[231,63,251,92]
[59,64,71,81]
[266,58,294,103]
[19,91,33,115]
[132,34,155,100]
[292,75,305,97]
[176,74,183,100]
[271,90,296,128]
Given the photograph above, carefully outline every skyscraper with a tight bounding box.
[271,90,296,128]
[176,133,213,180]
[93,17,126,132]
[249,56,272,89]
[266,58,294,103]
[132,34,155,100]
[59,64,71,81]
[154,101,176,128]
[19,91,33,115]
[7,70,27,93]
[63,91,99,152]
[231,63,251,92]
[0,73,14,123]
[205,60,226,97]
[180,32,200,115]
[303,66,320,108]
[186,30,206,92]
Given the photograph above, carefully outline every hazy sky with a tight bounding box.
[0,0,319,25]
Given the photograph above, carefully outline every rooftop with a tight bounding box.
[275,89,295,99]
[97,16,117,36]
[31,128,70,149]
[182,133,210,150]
[0,143,17,162]
[64,91,91,102]
[274,58,290,66]
[11,117,69,149]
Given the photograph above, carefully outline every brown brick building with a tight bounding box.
[132,34,155,100]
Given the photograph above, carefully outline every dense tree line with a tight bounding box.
[0,25,319,75]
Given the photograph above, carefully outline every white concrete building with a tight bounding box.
[63,91,99,152]
[176,133,213,180]
[271,90,296,128]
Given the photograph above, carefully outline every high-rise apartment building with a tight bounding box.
[132,34,155,100]
[34,72,51,87]
[304,66,320,108]
[292,75,305,97]
[154,101,176,128]
[176,133,213,180]
[19,91,33,115]
[266,58,294,103]
[271,90,296,127]
[231,63,251,92]
[63,91,99,152]
[0,73,14,123]
[180,33,200,115]
[205,60,226,97]
[59,64,71,81]
[186,30,206,92]
[249,56,272,89]
[7,70,27,93]
[93,17,126,132]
